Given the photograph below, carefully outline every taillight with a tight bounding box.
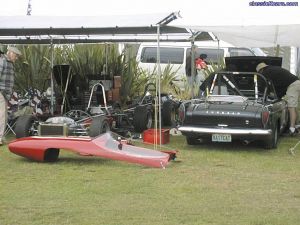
[262,110,270,126]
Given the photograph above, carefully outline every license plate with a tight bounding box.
[212,134,232,142]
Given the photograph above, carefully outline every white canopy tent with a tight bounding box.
[170,23,300,48]
[0,12,196,144]
[0,12,185,110]
[169,10,300,76]
[169,6,300,48]
[0,13,195,44]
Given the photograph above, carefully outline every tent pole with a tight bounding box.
[157,24,162,146]
[275,44,280,57]
[191,34,196,98]
[50,37,54,115]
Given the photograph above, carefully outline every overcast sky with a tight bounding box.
[1,0,299,25]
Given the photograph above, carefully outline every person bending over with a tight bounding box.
[256,62,300,136]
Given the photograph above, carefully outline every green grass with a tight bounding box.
[1,134,300,225]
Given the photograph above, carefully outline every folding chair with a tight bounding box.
[4,111,16,136]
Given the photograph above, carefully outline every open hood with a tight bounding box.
[225,56,282,72]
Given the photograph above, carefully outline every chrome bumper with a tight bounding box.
[178,126,272,135]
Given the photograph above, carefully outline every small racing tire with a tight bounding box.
[89,116,110,137]
[162,100,176,126]
[14,115,37,138]
[133,106,152,133]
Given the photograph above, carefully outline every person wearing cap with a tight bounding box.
[0,46,22,145]
[256,62,300,136]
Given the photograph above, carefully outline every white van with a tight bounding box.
[136,40,265,85]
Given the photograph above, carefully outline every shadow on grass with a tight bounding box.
[184,139,274,153]
[12,153,180,169]
[14,153,119,166]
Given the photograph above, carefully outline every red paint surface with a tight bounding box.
[8,133,176,168]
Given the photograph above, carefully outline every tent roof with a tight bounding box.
[171,24,300,47]
[0,13,198,44]
[170,13,300,47]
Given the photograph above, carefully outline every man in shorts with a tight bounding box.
[256,62,300,136]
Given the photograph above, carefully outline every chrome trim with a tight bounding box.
[178,126,272,135]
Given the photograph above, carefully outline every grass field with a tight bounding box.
[1,134,300,225]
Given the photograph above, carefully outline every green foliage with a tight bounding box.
[120,62,182,103]
[120,55,149,103]
[11,44,122,93]
[14,45,51,93]
[175,60,226,100]
[147,64,181,96]
[66,44,121,77]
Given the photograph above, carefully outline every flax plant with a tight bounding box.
[14,45,52,93]
[120,56,149,104]
[66,44,121,77]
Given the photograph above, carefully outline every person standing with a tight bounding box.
[0,46,22,145]
[256,62,300,136]
[195,53,208,86]
[186,52,208,87]
[195,53,208,71]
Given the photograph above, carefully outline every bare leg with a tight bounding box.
[288,107,297,128]
[0,93,8,143]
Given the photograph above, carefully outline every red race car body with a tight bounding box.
[8,133,176,168]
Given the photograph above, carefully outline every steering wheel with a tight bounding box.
[63,110,92,122]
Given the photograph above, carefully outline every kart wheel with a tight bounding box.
[44,148,59,162]
[133,106,152,133]
[14,115,37,138]
[89,116,110,137]
[264,123,278,149]
[162,100,176,126]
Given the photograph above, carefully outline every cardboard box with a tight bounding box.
[143,129,170,144]
[114,76,121,88]
[106,90,113,101]
[112,88,120,101]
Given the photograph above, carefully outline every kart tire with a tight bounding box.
[162,100,176,126]
[133,106,152,133]
[14,115,37,138]
[44,148,59,162]
[89,116,110,137]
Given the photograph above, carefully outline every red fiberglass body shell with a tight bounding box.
[8,133,176,168]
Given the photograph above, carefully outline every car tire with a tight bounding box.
[89,116,110,137]
[264,123,278,149]
[186,136,200,145]
[133,106,152,133]
[44,148,60,162]
[162,100,176,126]
[14,115,37,138]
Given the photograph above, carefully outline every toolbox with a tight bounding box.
[143,129,170,144]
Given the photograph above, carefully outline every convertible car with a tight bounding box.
[178,56,289,149]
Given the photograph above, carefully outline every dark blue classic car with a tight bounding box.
[178,56,289,149]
